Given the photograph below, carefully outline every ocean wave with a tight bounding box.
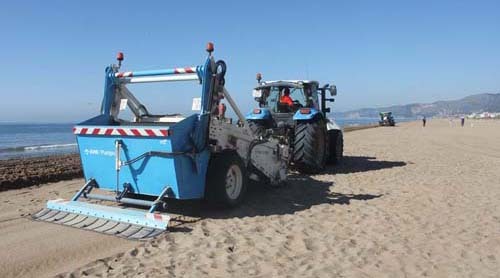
[24,143,77,150]
[0,143,77,153]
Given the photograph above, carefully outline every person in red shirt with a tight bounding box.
[280,87,294,107]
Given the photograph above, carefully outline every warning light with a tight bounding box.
[116,52,124,68]
[116,52,124,61]
[206,42,214,53]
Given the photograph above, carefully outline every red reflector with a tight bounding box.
[116,52,124,61]
[253,108,262,114]
[300,108,311,114]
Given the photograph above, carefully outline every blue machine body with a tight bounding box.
[76,116,210,199]
[34,49,225,236]
[75,56,214,200]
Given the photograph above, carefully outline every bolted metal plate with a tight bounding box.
[32,209,165,240]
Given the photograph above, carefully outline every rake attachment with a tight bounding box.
[32,179,170,240]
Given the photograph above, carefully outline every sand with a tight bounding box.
[0,179,136,278]
[1,119,499,277]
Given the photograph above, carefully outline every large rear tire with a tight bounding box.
[205,152,248,207]
[293,119,328,174]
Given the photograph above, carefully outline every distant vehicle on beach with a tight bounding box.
[379,112,396,126]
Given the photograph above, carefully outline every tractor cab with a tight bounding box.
[246,74,343,174]
[255,81,319,113]
[247,78,336,127]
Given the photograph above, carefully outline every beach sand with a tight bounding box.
[0,119,499,277]
[0,179,136,278]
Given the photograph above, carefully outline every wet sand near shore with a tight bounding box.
[0,119,499,277]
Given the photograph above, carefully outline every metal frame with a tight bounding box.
[70,178,171,212]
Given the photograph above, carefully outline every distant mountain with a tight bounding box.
[335,93,500,118]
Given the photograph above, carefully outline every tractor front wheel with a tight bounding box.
[328,130,343,164]
[205,152,248,207]
[293,119,328,174]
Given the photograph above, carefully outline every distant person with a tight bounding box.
[422,116,426,127]
[461,116,465,127]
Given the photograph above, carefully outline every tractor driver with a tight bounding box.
[280,87,294,107]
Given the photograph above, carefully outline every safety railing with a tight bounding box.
[114,66,203,84]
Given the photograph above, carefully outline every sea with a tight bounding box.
[0,118,393,160]
[0,123,77,160]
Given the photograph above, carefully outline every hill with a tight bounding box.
[335,93,500,118]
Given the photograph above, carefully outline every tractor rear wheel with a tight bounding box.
[293,119,328,174]
[328,130,343,164]
[205,152,248,207]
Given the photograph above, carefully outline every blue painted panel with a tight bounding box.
[76,115,209,200]
[293,108,321,120]
[245,108,271,120]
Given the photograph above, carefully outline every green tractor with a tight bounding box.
[246,74,343,174]
[379,112,396,126]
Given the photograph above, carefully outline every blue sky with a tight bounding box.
[0,0,499,122]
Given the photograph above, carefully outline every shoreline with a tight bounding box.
[0,153,81,192]
[343,123,379,132]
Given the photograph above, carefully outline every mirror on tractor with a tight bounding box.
[329,84,337,96]
[253,89,262,102]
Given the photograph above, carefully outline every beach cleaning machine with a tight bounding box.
[33,43,290,239]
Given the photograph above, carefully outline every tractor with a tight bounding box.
[246,74,343,174]
[379,112,396,126]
